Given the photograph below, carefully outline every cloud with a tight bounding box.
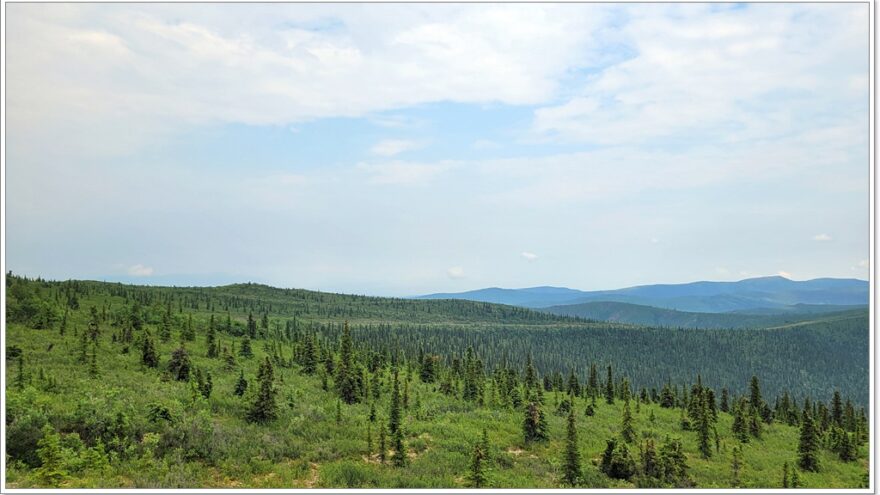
[127,264,154,277]
[447,266,465,279]
[370,139,422,157]
[6,4,607,156]
[520,251,538,262]
[812,233,832,241]
[472,139,500,150]
[777,270,793,279]
[356,160,456,185]
[532,4,867,148]
[858,259,869,267]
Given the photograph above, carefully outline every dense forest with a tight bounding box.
[4,274,870,488]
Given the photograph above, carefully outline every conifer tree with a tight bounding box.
[239,337,253,358]
[389,368,402,436]
[302,335,318,375]
[391,427,407,467]
[588,363,599,398]
[782,461,790,488]
[378,422,387,463]
[621,396,636,443]
[246,312,257,338]
[468,435,487,487]
[790,467,800,488]
[336,321,359,404]
[731,445,742,487]
[206,315,218,358]
[366,422,373,456]
[246,357,278,423]
[35,424,68,487]
[720,388,730,413]
[234,370,248,396]
[523,393,549,443]
[798,410,820,472]
[696,392,712,459]
[141,332,159,368]
[89,343,99,378]
[562,406,582,486]
[732,399,749,443]
[168,346,191,381]
[831,390,843,426]
[605,365,615,404]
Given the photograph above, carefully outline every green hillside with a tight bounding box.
[4,275,869,488]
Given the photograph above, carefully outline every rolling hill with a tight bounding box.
[541,301,868,329]
[416,276,869,313]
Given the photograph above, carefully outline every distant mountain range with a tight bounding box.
[416,276,869,314]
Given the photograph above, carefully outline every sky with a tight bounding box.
[4,3,870,296]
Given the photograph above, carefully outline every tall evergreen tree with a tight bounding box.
[798,410,820,472]
[246,357,278,423]
[234,370,248,396]
[731,445,743,487]
[336,321,359,404]
[562,406,582,486]
[523,392,549,443]
[605,365,615,404]
[621,397,636,443]
[206,315,218,358]
[141,332,159,368]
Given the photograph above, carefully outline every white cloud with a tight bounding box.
[859,259,869,267]
[6,4,607,155]
[127,264,154,277]
[812,233,833,241]
[447,266,465,279]
[370,139,422,157]
[532,4,867,147]
[472,139,500,150]
[777,270,793,279]
[520,252,538,262]
[650,237,660,244]
[357,160,456,185]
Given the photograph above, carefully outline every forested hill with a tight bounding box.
[541,300,868,330]
[4,274,870,488]
[6,275,869,405]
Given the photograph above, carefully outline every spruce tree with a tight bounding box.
[831,390,843,426]
[378,422,387,463]
[246,357,278,423]
[234,370,248,396]
[141,332,159,368]
[302,335,318,375]
[336,321,359,404]
[35,424,68,487]
[389,368,402,436]
[88,343,99,378]
[782,461,790,488]
[206,316,218,358]
[605,365,615,404]
[239,337,253,358]
[720,388,730,413]
[562,406,582,486]
[391,427,407,467]
[168,346,191,381]
[621,397,636,443]
[731,445,742,487]
[523,393,549,443]
[798,410,820,472]
[468,436,487,487]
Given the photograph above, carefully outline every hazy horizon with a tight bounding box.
[6,3,869,296]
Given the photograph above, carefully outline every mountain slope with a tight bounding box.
[417,276,869,312]
[542,300,868,329]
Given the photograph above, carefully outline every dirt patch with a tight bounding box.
[506,447,525,456]
[304,462,320,488]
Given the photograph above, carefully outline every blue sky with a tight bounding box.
[5,3,869,296]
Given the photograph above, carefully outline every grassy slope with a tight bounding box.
[4,287,869,489]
